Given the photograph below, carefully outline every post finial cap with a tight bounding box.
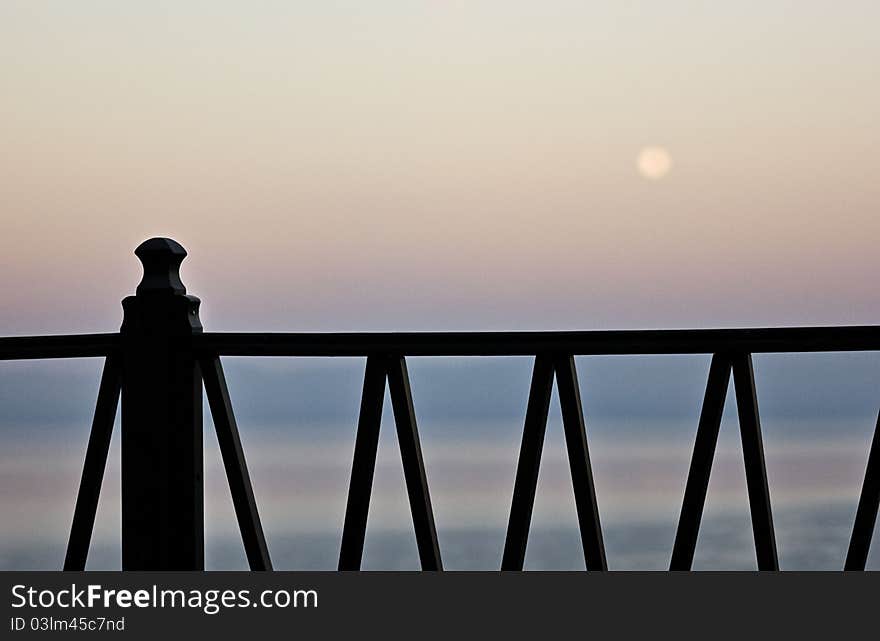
[134,237,188,295]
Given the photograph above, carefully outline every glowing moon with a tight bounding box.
[637,147,672,180]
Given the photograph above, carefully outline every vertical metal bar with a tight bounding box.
[670,353,731,570]
[844,410,880,570]
[731,352,779,570]
[339,356,387,570]
[501,354,555,570]
[554,354,607,571]
[386,355,443,570]
[121,238,204,570]
[64,355,121,571]
[201,355,272,571]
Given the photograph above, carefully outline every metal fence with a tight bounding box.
[1,238,878,571]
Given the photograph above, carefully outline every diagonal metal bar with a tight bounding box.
[339,356,388,570]
[670,353,732,570]
[554,354,607,571]
[844,410,880,570]
[201,356,272,571]
[501,354,555,570]
[64,355,121,571]
[386,355,443,570]
[731,352,779,571]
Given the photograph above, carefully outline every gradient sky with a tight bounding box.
[3,2,880,333]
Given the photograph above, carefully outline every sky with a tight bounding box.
[1,3,879,569]
[2,2,880,332]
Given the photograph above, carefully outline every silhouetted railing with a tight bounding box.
[1,238,878,571]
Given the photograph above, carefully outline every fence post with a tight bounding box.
[120,238,204,569]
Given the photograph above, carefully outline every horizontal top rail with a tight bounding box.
[196,325,880,357]
[3,326,880,360]
[0,333,120,361]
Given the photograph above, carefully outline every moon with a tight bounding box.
[637,147,672,180]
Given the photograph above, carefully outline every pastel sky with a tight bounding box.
[2,1,879,334]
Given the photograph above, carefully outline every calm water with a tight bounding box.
[1,420,876,571]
